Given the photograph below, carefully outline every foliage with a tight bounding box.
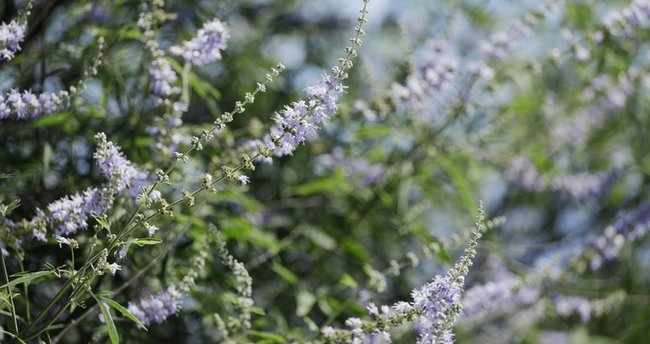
[1,0,650,343]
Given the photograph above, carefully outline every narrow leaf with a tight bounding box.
[0,271,54,290]
[132,238,162,247]
[97,298,119,344]
[102,297,148,331]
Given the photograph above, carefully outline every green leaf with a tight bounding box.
[32,113,72,127]
[357,124,393,138]
[96,297,119,344]
[436,155,476,217]
[0,199,21,217]
[42,143,53,173]
[296,290,316,317]
[101,297,148,331]
[134,137,154,148]
[293,169,349,196]
[0,271,55,290]
[132,238,162,247]
[249,306,266,316]
[342,238,369,262]
[339,273,358,289]
[168,58,222,101]
[271,262,298,285]
[248,330,287,344]
[93,215,111,231]
[304,227,336,250]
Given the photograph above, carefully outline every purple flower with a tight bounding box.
[257,73,344,157]
[554,296,592,323]
[316,147,387,187]
[149,57,180,101]
[603,0,650,36]
[505,155,618,201]
[390,38,457,109]
[589,203,650,270]
[90,4,110,24]
[412,275,464,344]
[170,18,229,66]
[93,132,141,193]
[0,89,63,120]
[462,277,540,320]
[48,188,107,236]
[7,134,146,239]
[127,285,183,327]
[0,20,25,61]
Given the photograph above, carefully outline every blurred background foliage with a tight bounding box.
[1,0,650,343]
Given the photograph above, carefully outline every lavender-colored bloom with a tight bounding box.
[391,39,457,109]
[257,73,344,157]
[479,18,533,61]
[549,66,634,150]
[554,296,592,323]
[149,57,180,101]
[47,187,107,236]
[127,285,183,327]
[549,172,618,201]
[90,4,110,24]
[553,292,625,323]
[170,19,229,66]
[411,275,464,344]
[7,134,146,239]
[0,20,25,61]
[94,132,140,193]
[505,155,618,201]
[316,147,387,187]
[603,0,650,36]
[0,90,63,120]
[588,203,650,270]
[462,277,540,320]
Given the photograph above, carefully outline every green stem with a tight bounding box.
[19,251,101,340]
[0,251,19,334]
[17,260,30,323]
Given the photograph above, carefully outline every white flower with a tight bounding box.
[322,326,336,338]
[238,175,250,185]
[104,262,122,275]
[55,235,79,249]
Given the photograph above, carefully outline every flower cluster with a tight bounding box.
[0,20,25,61]
[549,67,638,151]
[170,18,230,66]
[316,147,387,186]
[6,133,144,239]
[325,202,487,344]
[47,188,107,236]
[588,203,650,270]
[505,155,618,202]
[257,73,344,157]
[554,291,625,323]
[93,132,143,193]
[603,0,650,36]
[391,38,457,109]
[0,37,104,121]
[127,285,183,327]
[412,275,464,344]
[0,90,64,120]
[462,275,540,321]
[149,57,180,101]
